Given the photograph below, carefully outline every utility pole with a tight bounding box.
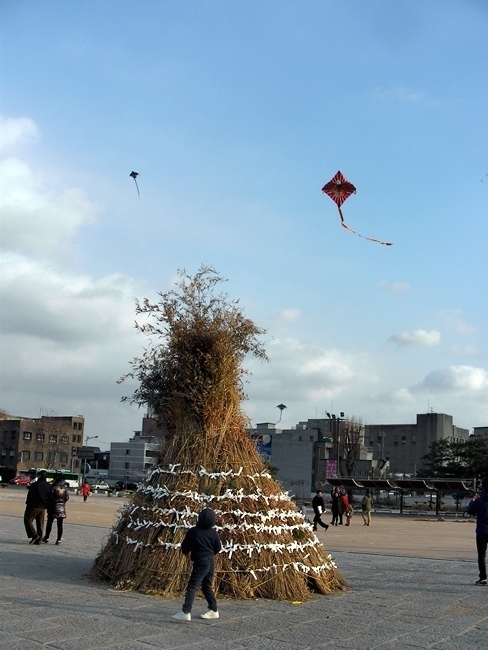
[326,412,345,476]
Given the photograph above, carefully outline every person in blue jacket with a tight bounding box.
[172,507,222,621]
[467,477,488,585]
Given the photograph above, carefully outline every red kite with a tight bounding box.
[322,171,392,246]
[130,171,140,197]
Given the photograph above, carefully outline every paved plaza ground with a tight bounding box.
[1,487,487,649]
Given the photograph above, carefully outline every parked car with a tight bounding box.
[9,476,31,486]
[115,481,139,491]
[92,482,110,491]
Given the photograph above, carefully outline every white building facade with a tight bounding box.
[109,433,160,482]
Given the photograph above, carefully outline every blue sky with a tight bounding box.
[1,1,488,446]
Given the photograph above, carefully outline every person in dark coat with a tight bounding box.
[312,490,329,532]
[42,474,69,545]
[23,470,52,544]
[330,487,341,526]
[467,477,488,585]
[172,507,222,622]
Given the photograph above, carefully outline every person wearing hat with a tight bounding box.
[24,470,52,544]
[172,507,222,621]
[362,489,373,526]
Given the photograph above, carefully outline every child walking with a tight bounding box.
[172,507,222,622]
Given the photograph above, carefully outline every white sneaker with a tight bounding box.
[200,610,219,619]
[172,611,191,621]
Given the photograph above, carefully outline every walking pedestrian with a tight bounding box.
[312,490,329,532]
[172,507,222,621]
[23,471,52,544]
[362,489,373,526]
[80,482,91,502]
[338,488,345,525]
[341,491,351,526]
[331,487,341,526]
[467,477,488,585]
[43,474,69,545]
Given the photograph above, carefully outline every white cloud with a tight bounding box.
[439,309,475,334]
[450,344,477,356]
[0,116,143,440]
[245,337,378,421]
[0,254,138,345]
[0,157,98,257]
[389,329,441,347]
[372,86,439,106]
[417,366,488,392]
[276,308,301,323]
[0,116,38,150]
[0,255,145,440]
[379,281,411,294]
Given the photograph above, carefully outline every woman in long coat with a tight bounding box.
[330,487,341,526]
[42,475,69,545]
[340,491,351,526]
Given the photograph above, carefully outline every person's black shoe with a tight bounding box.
[33,536,41,545]
[42,537,49,543]
[324,524,329,531]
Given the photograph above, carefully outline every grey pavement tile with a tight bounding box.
[264,622,344,646]
[426,639,487,650]
[43,630,157,650]
[374,645,428,650]
[0,639,46,650]
[178,644,248,650]
[22,622,151,646]
[239,637,311,649]
[133,631,203,649]
[3,515,488,650]
[338,633,396,650]
[107,640,176,650]
[399,633,458,648]
[140,630,252,650]
[0,617,59,635]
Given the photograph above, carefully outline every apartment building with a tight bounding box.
[0,414,85,479]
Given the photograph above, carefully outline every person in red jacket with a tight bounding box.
[80,482,91,502]
[340,491,351,526]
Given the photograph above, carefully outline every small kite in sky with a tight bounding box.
[322,171,392,246]
[130,171,140,196]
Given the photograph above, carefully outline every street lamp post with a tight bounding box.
[81,436,98,479]
[326,412,345,477]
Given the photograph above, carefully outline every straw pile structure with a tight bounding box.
[89,267,345,599]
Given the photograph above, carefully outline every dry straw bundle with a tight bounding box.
[90,266,345,599]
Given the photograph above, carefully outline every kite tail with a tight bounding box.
[338,207,392,246]
[338,206,357,234]
[363,236,392,246]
